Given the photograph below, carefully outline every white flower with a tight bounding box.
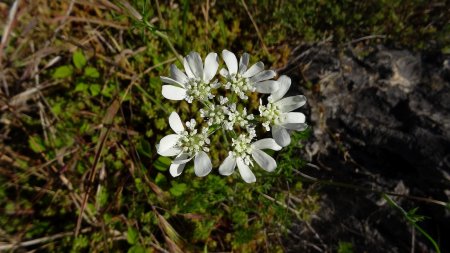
[156,112,212,177]
[160,52,220,103]
[218,135,282,183]
[219,49,280,99]
[199,96,230,127]
[259,75,307,147]
[223,103,255,130]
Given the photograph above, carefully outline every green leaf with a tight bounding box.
[101,84,115,98]
[137,139,152,158]
[119,90,131,101]
[72,50,87,69]
[75,82,89,92]
[170,182,187,197]
[29,136,45,153]
[89,84,101,96]
[52,65,73,79]
[126,227,139,245]
[84,66,100,78]
[127,244,146,253]
[338,241,354,253]
[72,235,89,251]
[51,102,62,115]
[154,156,171,171]
[96,187,108,208]
[134,178,144,192]
[155,173,166,185]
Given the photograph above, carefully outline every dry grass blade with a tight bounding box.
[0,228,91,251]
[0,0,21,68]
[156,213,183,252]
[75,98,120,236]
[240,0,270,56]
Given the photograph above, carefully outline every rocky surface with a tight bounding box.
[281,44,450,253]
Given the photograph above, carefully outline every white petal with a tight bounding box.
[252,138,282,151]
[275,95,307,113]
[222,49,238,75]
[237,158,256,183]
[272,125,291,147]
[211,80,221,88]
[239,53,250,74]
[172,153,193,164]
[203,52,219,82]
[158,147,182,156]
[271,75,291,101]
[243,62,264,78]
[194,151,212,177]
[282,123,308,131]
[157,134,181,155]
[162,85,187,100]
[170,162,186,177]
[169,112,184,134]
[160,76,184,87]
[254,80,280,93]
[250,70,276,83]
[280,112,306,124]
[219,68,229,77]
[252,149,277,172]
[170,64,188,84]
[219,154,236,176]
[183,57,195,78]
[186,52,203,78]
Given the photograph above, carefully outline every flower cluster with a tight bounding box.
[157,50,307,183]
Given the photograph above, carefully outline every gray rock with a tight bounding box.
[282,44,450,253]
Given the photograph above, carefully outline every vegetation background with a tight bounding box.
[0,0,448,252]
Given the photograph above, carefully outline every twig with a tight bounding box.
[240,0,270,56]
[54,0,75,35]
[293,168,449,207]
[346,35,387,45]
[304,221,327,251]
[0,228,91,251]
[259,192,300,216]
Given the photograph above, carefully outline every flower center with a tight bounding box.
[231,133,254,166]
[185,77,214,103]
[259,98,282,131]
[177,121,210,155]
[200,104,228,126]
[224,73,255,100]
[225,104,255,130]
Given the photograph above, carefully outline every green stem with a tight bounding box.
[221,128,229,147]
[134,84,169,114]
[383,194,441,253]
[154,29,183,63]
